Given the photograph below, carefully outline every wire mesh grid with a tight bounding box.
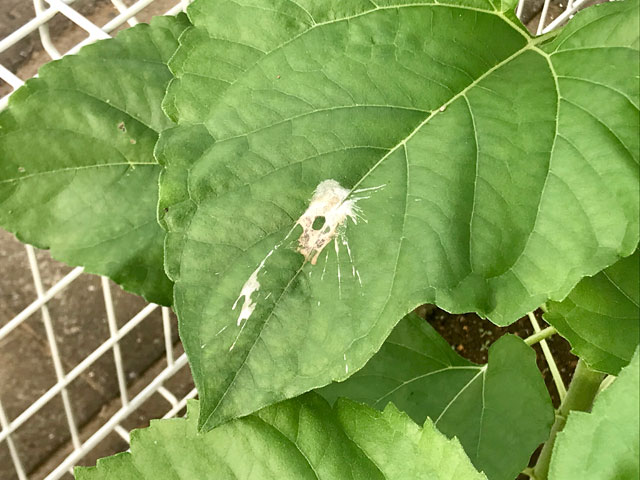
[0,0,601,478]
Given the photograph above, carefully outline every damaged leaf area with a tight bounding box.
[296,179,360,264]
[157,0,639,431]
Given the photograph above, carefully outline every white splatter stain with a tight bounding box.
[295,180,383,294]
[229,179,384,352]
[296,180,360,264]
[215,325,227,337]
[232,247,277,328]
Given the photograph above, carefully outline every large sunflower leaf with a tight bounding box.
[157,0,639,429]
[318,314,554,480]
[544,250,639,375]
[0,14,190,305]
[75,393,486,480]
[549,348,639,480]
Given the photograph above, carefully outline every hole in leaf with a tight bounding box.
[312,216,326,231]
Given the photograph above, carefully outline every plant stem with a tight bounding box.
[533,359,605,480]
[524,326,557,346]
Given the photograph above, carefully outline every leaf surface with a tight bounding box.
[318,314,554,480]
[549,348,639,480]
[0,14,190,304]
[544,250,639,375]
[157,0,639,429]
[75,393,486,480]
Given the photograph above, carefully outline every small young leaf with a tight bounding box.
[75,393,486,480]
[544,250,639,375]
[319,314,554,480]
[0,14,190,305]
[549,348,639,480]
[158,0,638,430]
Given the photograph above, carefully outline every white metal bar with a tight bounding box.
[0,303,159,444]
[161,307,174,366]
[165,2,189,15]
[0,64,24,89]
[45,0,169,55]
[162,388,197,419]
[34,0,62,59]
[25,245,82,450]
[0,0,189,57]
[102,0,158,32]
[0,266,84,342]
[0,400,27,480]
[0,0,192,110]
[113,424,130,443]
[542,0,588,33]
[536,0,553,34]
[0,7,59,55]
[44,0,111,40]
[109,0,139,26]
[157,386,178,407]
[515,0,525,19]
[45,353,189,480]
[528,312,567,400]
[101,277,129,407]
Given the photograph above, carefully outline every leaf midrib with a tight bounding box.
[602,270,640,308]
[0,162,157,185]
[560,310,632,363]
[344,43,542,196]
[251,415,322,480]
[372,365,482,406]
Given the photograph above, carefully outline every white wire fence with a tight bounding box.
[1,3,195,478]
[0,0,595,478]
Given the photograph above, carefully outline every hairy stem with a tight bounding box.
[533,359,605,480]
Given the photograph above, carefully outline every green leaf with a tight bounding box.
[157,0,639,429]
[74,393,486,480]
[544,250,639,375]
[549,348,639,480]
[318,314,554,480]
[0,14,190,305]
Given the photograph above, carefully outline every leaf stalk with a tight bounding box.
[528,312,566,399]
[524,326,557,346]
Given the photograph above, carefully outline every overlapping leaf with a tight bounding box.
[318,314,554,480]
[75,393,486,480]
[158,0,638,430]
[544,250,639,374]
[549,348,639,480]
[0,14,190,304]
